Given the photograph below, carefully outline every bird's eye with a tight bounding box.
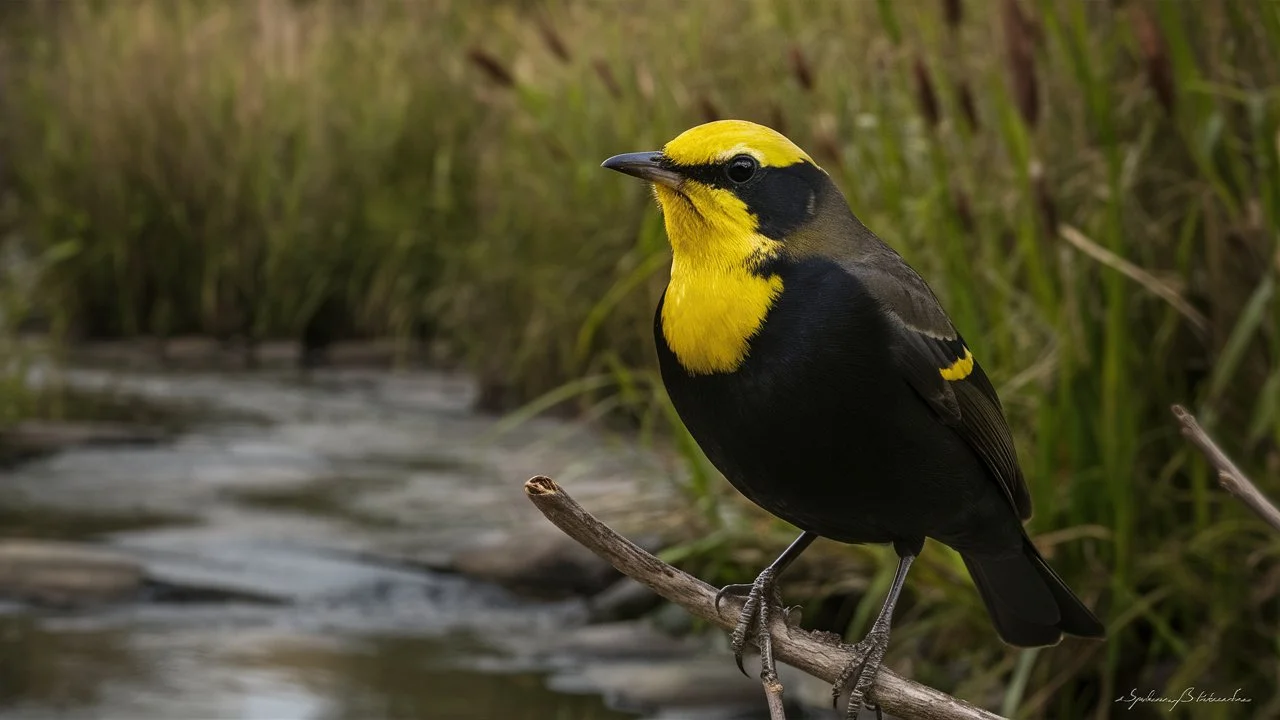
[725,155,758,184]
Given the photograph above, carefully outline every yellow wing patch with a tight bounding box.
[939,347,975,381]
[663,120,815,169]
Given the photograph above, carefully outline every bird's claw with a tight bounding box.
[782,604,803,631]
[714,582,754,613]
[831,626,891,719]
[715,567,784,682]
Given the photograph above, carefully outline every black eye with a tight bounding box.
[725,155,758,184]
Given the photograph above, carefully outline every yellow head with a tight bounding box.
[661,119,814,169]
[602,120,824,263]
[602,120,834,375]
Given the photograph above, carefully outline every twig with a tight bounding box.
[764,675,787,720]
[1059,225,1210,337]
[1172,405,1280,533]
[524,476,1006,720]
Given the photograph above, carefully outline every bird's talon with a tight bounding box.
[714,582,752,613]
[716,566,786,685]
[831,630,891,720]
[782,603,802,629]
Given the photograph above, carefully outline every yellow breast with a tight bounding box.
[662,257,783,375]
[650,180,784,376]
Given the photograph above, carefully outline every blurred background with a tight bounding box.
[0,0,1275,718]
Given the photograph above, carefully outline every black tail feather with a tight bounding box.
[962,536,1104,647]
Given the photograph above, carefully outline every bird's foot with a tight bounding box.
[831,625,891,719]
[714,567,785,682]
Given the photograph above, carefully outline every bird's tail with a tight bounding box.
[961,536,1105,647]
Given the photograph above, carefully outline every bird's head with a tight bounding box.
[602,120,841,264]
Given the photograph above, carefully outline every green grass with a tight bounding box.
[1,0,1278,716]
[1,0,475,349]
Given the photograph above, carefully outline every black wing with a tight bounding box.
[853,261,1033,520]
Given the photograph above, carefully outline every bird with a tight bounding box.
[602,120,1104,716]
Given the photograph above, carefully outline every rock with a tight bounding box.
[140,578,285,606]
[775,664,851,719]
[572,656,852,719]
[650,599,697,636]
[0,420,167,461]
[550,620,699,660]
[326,340,401,368]
[572,656,764,715]
[588,577,663,622]
[0,540,144,606]
[451,529,619,598]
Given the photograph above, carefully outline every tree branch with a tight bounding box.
[1171,405,1280,533]
[524,475,1005,720]
[763,675,787,720]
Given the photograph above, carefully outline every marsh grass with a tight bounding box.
[1,0,476,350]
[2,0,1279,715]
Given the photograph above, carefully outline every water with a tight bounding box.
[0,366,684,719]
[0,612,631,719]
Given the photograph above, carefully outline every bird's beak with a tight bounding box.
[601,152,684,189]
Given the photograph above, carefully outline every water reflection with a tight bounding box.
[0,615,143,713]
[0,612,635,720]
[243,634,634,720]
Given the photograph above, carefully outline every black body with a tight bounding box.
[656,254,1103,646]
[605,139,1106,648]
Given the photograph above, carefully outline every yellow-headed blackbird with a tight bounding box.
[603,120,1103,715]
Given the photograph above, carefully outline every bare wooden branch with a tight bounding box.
[1172,405,1280,533]
[524,475,1006,720]
[764,675,787,720]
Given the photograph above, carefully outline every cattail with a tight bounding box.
[635,64,656,102]
[816,135,843,169]
[788,45,815,92]
[1025,10,1046,47]
[467,48,514,88]
[952,185,975,235]
[769,103,788,135]
[913,57,940,128]
[874,53,890,80]
[1002,0,1039,127]
[1035,180,1057,235]
[536,17,571,64]
[1000,229,1016,254]
[1130,4,1176,115]
[697,95,721,123]
[1030,160,1057,235]
[956,80,980,132]
[943,0,963,29]
[592,58,621,99]
[813,113,843,168]
[545,138,570,163]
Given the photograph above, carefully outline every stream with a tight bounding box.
[0,364,836,720]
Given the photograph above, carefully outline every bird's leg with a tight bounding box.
[832,553,915,719]
[714,531,817,682]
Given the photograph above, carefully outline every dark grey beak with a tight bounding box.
[601,152,684,189]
